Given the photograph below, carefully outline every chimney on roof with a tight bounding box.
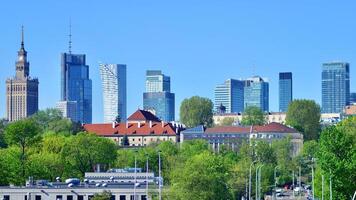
[126,121,129,128]
[161,121,164,128]
[176,127,179,134]
[138,122,141,128]
[112,121,116,129]
[149,120,152,128]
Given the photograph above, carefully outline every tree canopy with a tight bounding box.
[286,99,321,140]
[179,96,213,128]
[241,106,266,126]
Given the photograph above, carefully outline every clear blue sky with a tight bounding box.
[1,1,355,122]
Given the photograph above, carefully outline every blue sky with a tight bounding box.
[0,1,355,122]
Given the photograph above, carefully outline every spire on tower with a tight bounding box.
[68,19,72,54]
[21,25,24,49]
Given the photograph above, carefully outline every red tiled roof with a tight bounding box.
[206,122,298,134]
[127,110,161,122]
[83,122,177,136]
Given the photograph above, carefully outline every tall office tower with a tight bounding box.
[6,27,39,121]
[214,79,244,113]
[100,64,127,123]
[143,70,175,121]
[350,92,356,104]
[322,62,350,113]
[56,101,78,122]
[279,72,293,112]
[61,53,92,123]
[244,76,269,112]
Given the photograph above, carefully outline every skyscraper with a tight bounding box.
[143,70,175,121]
[100,64,127,123]
[214,79,244,113]
[279,72,293,112]
[244,76,269,112]
[60,53,92,123]
[6,27,39,121]
[350,92,356,104]
[322,62,350,113]
[56,101,78,122]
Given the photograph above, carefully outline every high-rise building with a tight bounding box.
[279,72,293,112]
[244,76,269,112]
[350,92,356,104]
[322,62,350,113]
[145,70,170,92]
[143,70,175,121]
[56,101,78,122]
[100,64,127,123]
[61,53,92,123]
[6,27,39,121]
[214,79,244,113]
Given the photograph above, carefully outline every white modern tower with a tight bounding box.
[100,64,127,123]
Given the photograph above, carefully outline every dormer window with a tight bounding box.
[150,130,155,134]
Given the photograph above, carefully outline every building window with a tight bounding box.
[110,196,115,200]
[130,195,135,200]
[78,196,84,200]
[141,195,147,200]
[35,196,41,200]
[67,196,73,200]
[3,195,9,200]
[56,195,63,200]
[119,196,126,200]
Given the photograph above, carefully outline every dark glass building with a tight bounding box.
[244,76,269,112]
[322,62,350,113]
[214,79,244,113]
[279,72,293,112]
[61,53,92,123]
[143,92,175,122]
[143,70,175,121]
[350,92,356,104]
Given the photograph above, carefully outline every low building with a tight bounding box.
[83,110,184,147]
[343,105,356,116]
[0,168,158,200]
[181,122,303,157]
[213,112,287,126]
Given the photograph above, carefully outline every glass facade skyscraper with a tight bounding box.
[279,72,293,112]
[214,79,244,113]
[322,62,350,113]
[143,70,175,121]
[244,76,269,112]
[61,53,92,123]
[100,64,127,123]
[350,92,356,104]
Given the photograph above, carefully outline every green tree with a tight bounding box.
[5,119,41,179]
[0,119,8,148]
[92,190,112,200]
[169,151,233,200]
[286,99,321,140]
[61,132,117,176]
[315,117,356,200]
[0,147,22,185]
[241,106,266,126]
[30,108,63,131]
[180,96,213,128]
[218,117,235,126]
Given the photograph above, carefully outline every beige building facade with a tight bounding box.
[6,27,38,121]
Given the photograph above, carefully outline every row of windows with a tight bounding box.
[3,194,147,200]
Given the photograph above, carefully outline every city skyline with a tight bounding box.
[0,1,356,122]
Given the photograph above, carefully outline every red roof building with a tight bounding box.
[83,110,183,147]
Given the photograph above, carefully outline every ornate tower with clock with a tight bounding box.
[6,26,39,121]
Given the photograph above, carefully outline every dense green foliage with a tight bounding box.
[92,190,112,200]
[0,108,354,200]
[217,117,235,126]
[314,116,356,200]
[241,106,266,126]
[286,99,321,140]
[179,96,213,128]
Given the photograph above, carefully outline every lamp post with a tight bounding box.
[249,162,256,200]
[274,166,280,200]
[134,150,137,200]
[255,165,263,200]
[158,150,162,200]
[146,153,149,198]
[258,165,264,200]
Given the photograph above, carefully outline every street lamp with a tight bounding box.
[134,149,138,200]
[249,161,256,200]
[146,153,149,198]
[158,150,162,200]
[258,165,264,200]
[255,164,263,200]
[274,166,280,200]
